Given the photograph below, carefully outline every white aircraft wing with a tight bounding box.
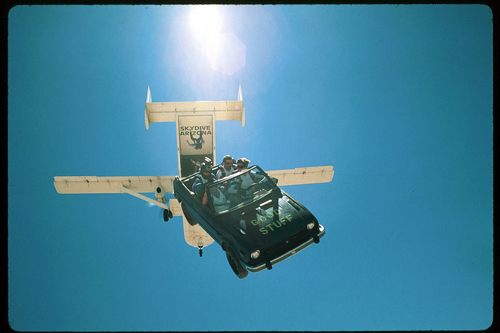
[53,165,332,249]
[54,175,176,194]
[53,176,212,246]
[266,165,334,186]
[54,175,178,211]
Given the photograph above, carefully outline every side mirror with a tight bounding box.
[272,177,278,184]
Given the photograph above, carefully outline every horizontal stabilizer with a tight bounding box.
[266,166,334,186]
[145,87,245,129]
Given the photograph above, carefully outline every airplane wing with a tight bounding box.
[266,165,334,186]
[54,175,176,194]
[54,175,179,212]
[53,176,212,247]
[53,165,333,249]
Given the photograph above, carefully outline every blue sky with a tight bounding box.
[8,4,493,331]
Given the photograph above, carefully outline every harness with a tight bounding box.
[218,165,235,178]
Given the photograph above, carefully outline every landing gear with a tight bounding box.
[225,247,248,279]
[163,208,173,222]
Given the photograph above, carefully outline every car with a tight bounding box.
[173,164,325,278]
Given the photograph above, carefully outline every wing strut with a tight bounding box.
[119,184,170,210]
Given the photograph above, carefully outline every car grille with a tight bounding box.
[262,228,311,260]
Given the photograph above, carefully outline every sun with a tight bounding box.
[168,5,246,80]
[189,5,222,41]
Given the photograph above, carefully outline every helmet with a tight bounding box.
[200,163,212,180]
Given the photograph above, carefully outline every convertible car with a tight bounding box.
[173,164,325,278]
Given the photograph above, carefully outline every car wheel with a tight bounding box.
[181,203,197,226]
[226,247,248,279]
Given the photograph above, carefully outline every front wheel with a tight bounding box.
[226,247,248,279]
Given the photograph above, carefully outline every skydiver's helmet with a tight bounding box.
[204,156,213,166]
[199,163,212,180]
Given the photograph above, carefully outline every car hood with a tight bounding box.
[220,196,310,250]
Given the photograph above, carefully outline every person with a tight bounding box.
[192,162,215,200]
[202,185,230,212]
[216,155,236,179]
[235,158,253,188]
[235,157,250,172]
[190,157,202,173]
[227,158,254,204]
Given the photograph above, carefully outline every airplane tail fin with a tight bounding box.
[238,84,243,101]
[145,86,152,129]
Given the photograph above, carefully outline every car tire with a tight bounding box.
[181,203,197,226]
[226,247,248,279]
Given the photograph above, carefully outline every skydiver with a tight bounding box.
[192,163,216,201]
[186,131,205,150]
[227,158,254,204]
[216,155,237,179]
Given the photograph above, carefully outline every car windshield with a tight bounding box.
[207,166,276,214]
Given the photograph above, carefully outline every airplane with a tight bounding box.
[53,85,334,257]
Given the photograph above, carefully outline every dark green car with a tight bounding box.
[173,165,325,278]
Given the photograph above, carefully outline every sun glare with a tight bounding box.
[170,5,246,81]
[189,6,222,40]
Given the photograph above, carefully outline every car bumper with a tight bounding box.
[246,224,325,273]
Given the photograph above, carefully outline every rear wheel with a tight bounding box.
[181,203,197,226]
[226,247,248,279]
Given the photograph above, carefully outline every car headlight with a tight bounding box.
[307,221,316,230]
[250,250,261,259]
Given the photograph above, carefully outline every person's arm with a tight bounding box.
[202,190,209,205]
